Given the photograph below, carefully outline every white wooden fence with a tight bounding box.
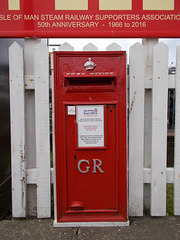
[9,38,180,218]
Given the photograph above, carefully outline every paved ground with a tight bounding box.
[1,217,180,240]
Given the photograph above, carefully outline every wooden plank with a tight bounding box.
[26,168,54,184]
[143,42,156,216]
[24,39,39,217]
[174,46,180,215]
[142,75,175,89]
[144,168,174,184]
[129,43,145,216]
[26,90,37,217]
[24,75,35,89]
[151,43,168,216]
[142,39,158,90]
[167,168,175,184]
[9,42,26,217]
[144,168,151,184]
[25,167,177,185]
[143,40,158,213]
[25,75,53,90]
[168,75,175,89]
[24,74,175,90]
[34,42,51,218]
[26,169,37,184]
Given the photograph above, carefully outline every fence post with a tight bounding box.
[142,38,158,213]
[34,42,51,218]
[9,42,26,217]
[151,43,168,216]
[24,38,39,217]
[174,46,180,215]
[129,43,145,216]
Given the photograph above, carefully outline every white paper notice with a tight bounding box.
[67,106,75,115]
[76,105,104,147]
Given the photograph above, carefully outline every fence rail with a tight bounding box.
[9,39,180,218]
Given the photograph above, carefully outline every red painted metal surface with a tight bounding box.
[54,51,127,223]
[1,0,180,37]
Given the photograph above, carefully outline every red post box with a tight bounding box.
[53,51,128,227]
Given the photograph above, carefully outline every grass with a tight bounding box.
[167,183,174,216]
[50,150,53,167]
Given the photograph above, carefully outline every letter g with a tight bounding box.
[78,160,90,174]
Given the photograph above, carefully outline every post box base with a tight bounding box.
[53,220,130,228]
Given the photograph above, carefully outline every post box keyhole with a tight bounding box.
[107,105,113,112]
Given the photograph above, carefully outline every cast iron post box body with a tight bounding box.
[54,51,127,224]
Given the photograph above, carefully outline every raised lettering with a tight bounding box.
[78,160,90,174]
[93,159,104,174]
[24,15,39,21]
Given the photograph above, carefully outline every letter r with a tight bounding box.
[93,159,104,174]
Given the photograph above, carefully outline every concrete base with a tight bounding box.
[53,220,130,228]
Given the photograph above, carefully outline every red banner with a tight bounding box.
[0,0,180,38]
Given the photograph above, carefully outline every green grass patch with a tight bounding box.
[167,183,174,216]
[51,184,54,218]
[50,150,53,167]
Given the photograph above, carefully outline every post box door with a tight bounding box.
[66,104,116,212]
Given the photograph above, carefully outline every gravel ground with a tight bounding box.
[1,217,180,240]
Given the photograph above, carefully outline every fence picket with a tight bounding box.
[143,39,158,214]
[83,43,98,51]
[129,43,145,216]
[151,43,168,216]
[106,42,121,51]
[9,42,26,217]
[59,42,74,51]
[174,46,180,215]
[24,39,39,217]
[34,42,51,218]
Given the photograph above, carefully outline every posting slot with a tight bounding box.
[64,73,117,92]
